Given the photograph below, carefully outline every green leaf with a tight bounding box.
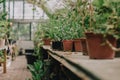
[93,0,104,8]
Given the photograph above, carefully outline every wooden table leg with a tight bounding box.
[3,49,7,73]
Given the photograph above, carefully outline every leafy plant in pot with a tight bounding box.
[48,19,63,51]
[39,22,52,45]
[60,18,75,52]
[52,4,86,52]
[50,2,85,52]
[69,1,86,52]
[34,22,51,46]
[84,0,120,59]
[57,0,87,52]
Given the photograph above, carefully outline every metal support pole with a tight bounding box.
[33,0,35,19]
[18,22,20,40]
[12,0,15,19]
[30,22,32,40]
[23,0,25,19]
[8,0,10,19]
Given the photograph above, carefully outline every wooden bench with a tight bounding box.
[42,45,120,80]
[0,47,7,73]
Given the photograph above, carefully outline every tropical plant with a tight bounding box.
[33,46,43,60]
[90,0,120,51]
[27,60,45,80]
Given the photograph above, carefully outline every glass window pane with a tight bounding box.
[6,1,48,20]
[14,1,23,19]
[24,1,33,19]
[10,23,19,40]
[18,23,30,40]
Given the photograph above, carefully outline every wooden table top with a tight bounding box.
[43,45,120,80]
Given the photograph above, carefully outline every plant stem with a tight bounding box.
[105,39,120,52]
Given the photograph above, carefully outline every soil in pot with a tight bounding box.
[85,33,116,59]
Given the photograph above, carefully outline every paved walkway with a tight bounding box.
[0,55,32,80]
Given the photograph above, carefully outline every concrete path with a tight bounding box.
[0,55,32,80]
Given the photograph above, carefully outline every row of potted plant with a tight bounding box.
[34,0,120,59]
[34,11,84,52]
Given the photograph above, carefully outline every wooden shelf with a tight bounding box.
[43,45,120,80]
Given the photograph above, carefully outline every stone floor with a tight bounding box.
[0,55,32,80]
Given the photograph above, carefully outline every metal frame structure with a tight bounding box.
[5,0,47,40]
[6,0,45,23]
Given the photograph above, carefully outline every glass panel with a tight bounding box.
[31,22,37,40]
[6,1,48,20]
[14,1,23,19]
[10,23,19,40]
[18,23,30,40]
[6,1,14,19]
[24,1,33,19]
[46,0,65,12]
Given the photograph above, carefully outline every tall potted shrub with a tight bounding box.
[84,0,120,59]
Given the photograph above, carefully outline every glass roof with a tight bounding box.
[45,0,65,13]
[5,0,66,22]
[6,0,49,21]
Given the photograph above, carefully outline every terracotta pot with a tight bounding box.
[51,41,63,51]
[73,39,82,52]
[43,38,51,45]
[0,39,5,48]
[62,40,73,51]
[85,33,116,59]
[80,38,88,55]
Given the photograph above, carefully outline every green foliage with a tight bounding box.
[27,60,44,80]
[0,50,4,61]
[34,0,120,41]
[34,0,85,41]
[48,1,85,40]
[33,46,43,60]
[0,12,7,20]
[0,0,11,39]
[92,0,104,8]
[0,0,4,3]
[90,0,120,39]
[34,20,55,40]
[48,19,63,41]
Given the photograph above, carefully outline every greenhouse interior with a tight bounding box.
[0,0,120,80]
